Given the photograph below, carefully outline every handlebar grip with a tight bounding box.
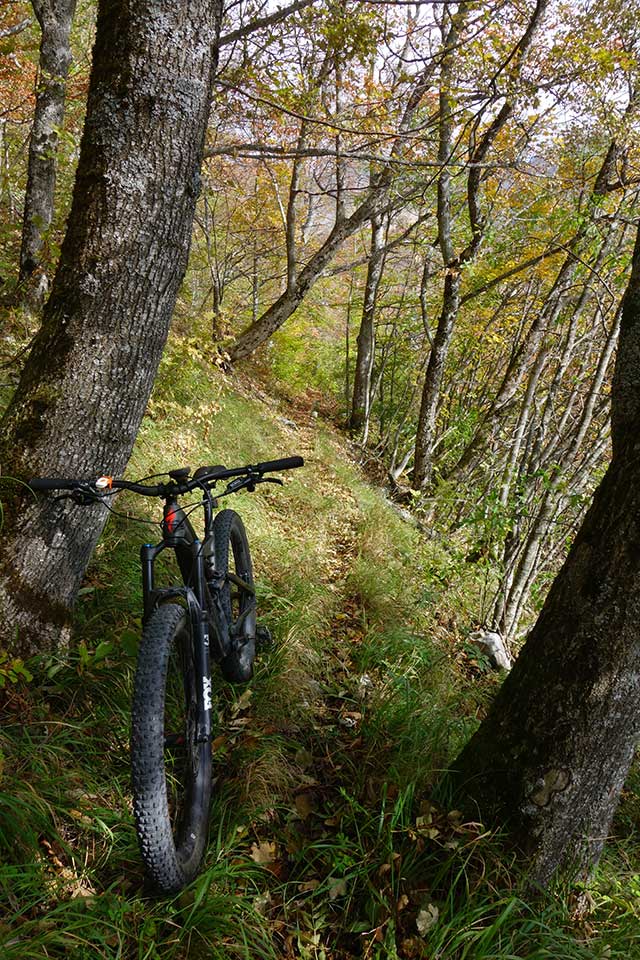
[255,456,304,473]
[29,477,79,491]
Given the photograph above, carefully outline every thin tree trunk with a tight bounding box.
[412,0,548,489]
[448,226,640,886]
[493,301,620,639]
[0,0,221,655]
[499,345,549,509]
[349,213,386,433]
[411,8,459,490]
[19,0,77,305]
[447,138,632,481]
[412,269,461,487]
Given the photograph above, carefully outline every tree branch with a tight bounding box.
[219,0,317,48]
[459,245,566,304]
[0,17,32,40]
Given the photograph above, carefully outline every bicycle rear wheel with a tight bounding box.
[213,509,256,683]
[131,604,212,893]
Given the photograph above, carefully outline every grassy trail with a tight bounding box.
[1,341,639,958]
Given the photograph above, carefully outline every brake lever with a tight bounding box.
[223,475,284,496]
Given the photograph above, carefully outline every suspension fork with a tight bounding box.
[190,538,213,744]
[140,537,212,743]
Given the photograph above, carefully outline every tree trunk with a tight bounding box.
[411,0,548,490]
[445,138,630,482]
[449,224,640,886]
[227,192,385,361]
[412,267,461,488]
[0,0,221,656]
[18,0,77,305]
[349,214,385,434]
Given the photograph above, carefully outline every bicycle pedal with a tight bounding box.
[255,624,273,650]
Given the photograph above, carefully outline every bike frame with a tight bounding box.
[139,496,224,746]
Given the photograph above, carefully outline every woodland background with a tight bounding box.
[1,0,640,957]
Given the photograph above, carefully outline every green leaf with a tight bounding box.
[120,629,139,657]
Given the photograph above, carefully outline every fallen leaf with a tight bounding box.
[253,892,272,915]
[299,879,320,893]
[416,903,439,936]
[250,840,277,865]
[231,689,252,717]
[69,809,92,826]
[339,711,361,728]
[401,937,421,958]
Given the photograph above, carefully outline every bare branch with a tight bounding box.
[0,17,32,40]
[219,0,317,48]
[460,245,566,305]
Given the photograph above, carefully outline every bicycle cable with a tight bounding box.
[98,491,214,531]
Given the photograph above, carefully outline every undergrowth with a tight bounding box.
[1,334,639,958]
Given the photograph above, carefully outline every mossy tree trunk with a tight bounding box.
[449,224,640,886]
[0,0,221,656]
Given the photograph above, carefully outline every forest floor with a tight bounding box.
[1,333,640,959]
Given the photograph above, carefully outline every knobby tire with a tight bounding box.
[131,604,212,893]
[213,509,257,683]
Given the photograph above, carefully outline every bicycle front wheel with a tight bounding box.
[131,604,212,893]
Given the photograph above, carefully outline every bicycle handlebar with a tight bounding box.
[29,478,81,491]
[28,455,305,498]
[254,456,303,473]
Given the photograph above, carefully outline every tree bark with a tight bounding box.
[412,268,461,487]
[411,7,460,491]
[18,0,77,305]
[0,0,221,656]
[449,224,640,886]
[349,213,385,434]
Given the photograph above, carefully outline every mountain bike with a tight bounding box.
[29,455,304,892]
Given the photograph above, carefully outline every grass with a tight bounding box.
[1,331,640,957]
